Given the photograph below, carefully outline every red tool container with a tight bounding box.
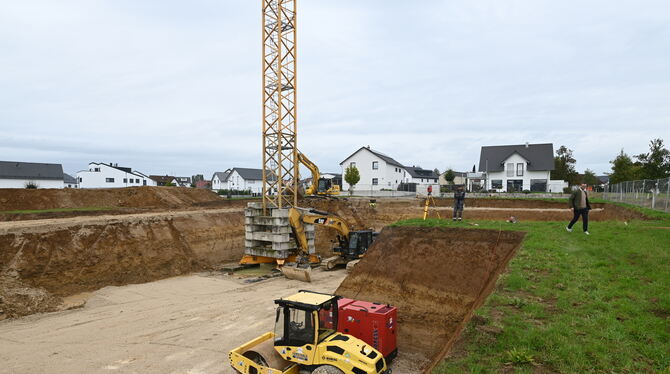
[337,298,398,360]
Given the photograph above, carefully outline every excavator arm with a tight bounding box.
[288,208,350,253]
[297,151,319,196]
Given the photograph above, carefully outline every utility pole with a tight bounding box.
[261,0,299,212]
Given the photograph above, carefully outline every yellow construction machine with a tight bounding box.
[298,151,341,196]
[281,208,378,282]
[229,290,390,374]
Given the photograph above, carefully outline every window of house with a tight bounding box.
[372,161,379,170]
[506,163,514,177]
[136,179,140,183]
[78,177,82,182]
[94,167,100,172]
[143,180,147,186]
[372,178,378,185]
[516,163,524,176]
[106,178,114,183]
[491,180,503,189]
[531,179,547,192]
[350,162,356,167]
[123,178,127,183]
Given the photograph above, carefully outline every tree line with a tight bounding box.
[552,138,670,185]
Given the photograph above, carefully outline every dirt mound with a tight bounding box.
[0,209,244,298]
[336,226,525,373]
[0,187,231,211]
[0,275,62,319]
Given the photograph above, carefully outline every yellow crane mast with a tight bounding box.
[262,0,299,212]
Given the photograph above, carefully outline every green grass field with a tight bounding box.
[393,206,670,373]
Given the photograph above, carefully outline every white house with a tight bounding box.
[478,143,559,192]
[340,147,406,191]
[77,162,156,188]
[0,161,64,189]
[404,166,440,193]
[339,146,439,193]
[63,173,78,188]
[211,168,264,194]
[211,170,231,191]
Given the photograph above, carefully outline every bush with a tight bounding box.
[505,348,535,365]
[217,189,252,196]
[563,186,573,194]
[522,190,531,194]
[25,181,38,189]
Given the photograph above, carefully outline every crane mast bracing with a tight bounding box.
[262,0,298,212]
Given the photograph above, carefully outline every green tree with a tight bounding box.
[551,145,579,185]
[635,138,670,179]
[609,149,641,184]
[443,169,455,184]
[583,169,599,186]
[344,165,360,195]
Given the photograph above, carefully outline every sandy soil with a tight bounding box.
[0,269,346,374]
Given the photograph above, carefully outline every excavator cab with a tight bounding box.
[335,230,378,261]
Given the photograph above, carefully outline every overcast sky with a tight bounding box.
[1,1,669,178]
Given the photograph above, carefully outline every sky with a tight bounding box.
[1,0,669,178]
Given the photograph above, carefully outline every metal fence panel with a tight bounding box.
[603,177,670,212]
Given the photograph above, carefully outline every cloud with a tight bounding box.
[0,0,668,178]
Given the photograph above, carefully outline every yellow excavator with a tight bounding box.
[298,151,341,196]
[281,208,378,282]
[229,290,390,374]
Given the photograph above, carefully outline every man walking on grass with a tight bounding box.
[453,185,465,221]
[566,183,591,235]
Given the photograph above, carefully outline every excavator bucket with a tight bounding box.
[280,263,312,282]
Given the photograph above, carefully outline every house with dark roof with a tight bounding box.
[0,161,64,189]
[478,143,556,192]
[211,167,265,193]
[77,162,157,188]
[339,146,439,192]
[149,175,179,186]
[211,170,231,191]
[63,173,78,188]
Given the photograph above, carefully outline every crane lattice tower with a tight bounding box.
[262,0,298,211]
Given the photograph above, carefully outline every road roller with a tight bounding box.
[229,290,392,374]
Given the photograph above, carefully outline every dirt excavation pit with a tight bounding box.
[337,226,526,373]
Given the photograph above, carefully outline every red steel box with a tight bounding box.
[337,298,398,360]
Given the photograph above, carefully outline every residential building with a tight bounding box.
[211,170,231,191]
[63,173,78,188]
[478,143,557,192]
[174,177,192,187]
[339,146,439,193]
[195,180,212,189]
[150,175,179,186]
[0,161,64,189]
[211,168,264,194]
[403,166,440,193]
[340,146,407,191]
[77,162,156,188]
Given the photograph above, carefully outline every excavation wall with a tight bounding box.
[336,226,526,373]
[0,209,244,317]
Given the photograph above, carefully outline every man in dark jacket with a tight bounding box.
[453,186,465,221]
[566,183,591,235]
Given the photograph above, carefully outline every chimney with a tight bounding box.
[525,142,529,148]
[367,145,370,149]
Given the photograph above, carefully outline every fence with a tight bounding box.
[347,183,439,198]
[602,178,670,212]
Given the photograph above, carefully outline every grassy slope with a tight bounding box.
[393,207,670,373]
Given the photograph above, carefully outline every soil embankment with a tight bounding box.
[0,209,244,318]
[337,226,526,373]
[0,186,248,213]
